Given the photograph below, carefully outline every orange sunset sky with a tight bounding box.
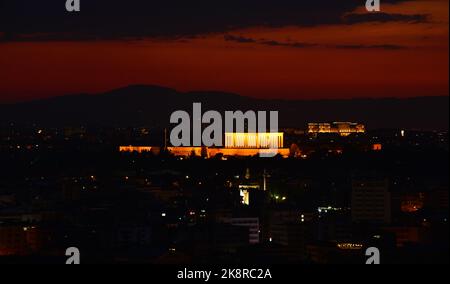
[0,0,448,102]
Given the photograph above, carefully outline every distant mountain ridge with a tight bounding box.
[0,85,448,130]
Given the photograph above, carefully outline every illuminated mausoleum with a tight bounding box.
[120,132,290,158]
[225,132,284,149]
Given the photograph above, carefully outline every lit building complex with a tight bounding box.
[120,132,290,158]
[308,122,365,137]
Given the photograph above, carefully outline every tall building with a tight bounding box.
[270,223,313,258]
[221,217,260,244]
[351,179,391,224]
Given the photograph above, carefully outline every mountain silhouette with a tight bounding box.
[0,85,448,130]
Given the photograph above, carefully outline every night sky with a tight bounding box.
[0,0,448,102]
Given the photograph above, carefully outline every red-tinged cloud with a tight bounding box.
[0,0,447,102]
[0,0,424,42]
[224,35,407,50]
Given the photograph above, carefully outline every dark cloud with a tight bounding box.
[224,35,317,48]
[343,13,429,24]
[333,44,407,50]
[260,39,317,48]
[225,35,407,50]
[0,0,423,42]
[224,35,257,43]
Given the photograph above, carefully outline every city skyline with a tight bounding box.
[0,0,448,266]
[0,0,449,102]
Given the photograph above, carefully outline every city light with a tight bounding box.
[337,243,363,250]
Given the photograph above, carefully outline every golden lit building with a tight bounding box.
[167,147,203,157]
[120,132,290,158]
[336,243,363,250]
[240,189,250,206]
[225,133,284,149]
[308,122,365,137]
[119,146,154,153]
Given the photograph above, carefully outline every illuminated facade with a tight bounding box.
[225,133,284,149]
[372,144,383,151]
[240,189,250,205]
[308,122,365,137]
[120,132,290,158]
[120,146,290,158]
[208,148,290,158]
[119,146,154,153]
[167,147,203,157]
[336,243,363,250]
[239,184,261,206]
